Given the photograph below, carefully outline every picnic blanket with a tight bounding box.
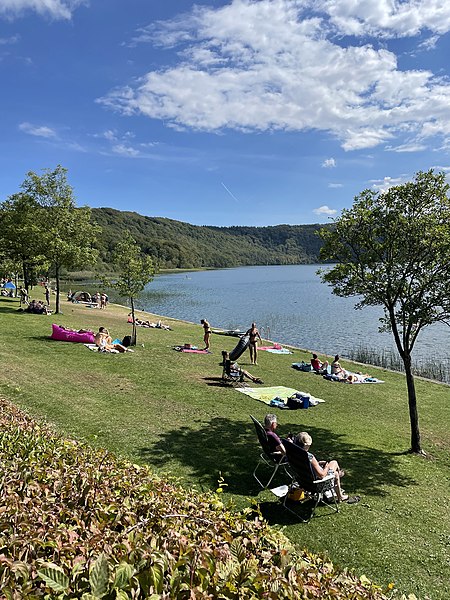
[235,386,325,406]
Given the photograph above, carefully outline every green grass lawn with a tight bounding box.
[1,292,449,599]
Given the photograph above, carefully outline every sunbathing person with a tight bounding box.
[59,325,93,334]
[311,353,329,374]
[331,355,347,378]
[293,431,348,502]
[222,351,264,384]
[95,327,129,353]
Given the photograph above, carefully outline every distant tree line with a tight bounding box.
[91,208,328,270]
[0,166,328,315]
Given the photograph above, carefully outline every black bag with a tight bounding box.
[287,396,304,409]
[122,335,132,347]
[287,393,310,409]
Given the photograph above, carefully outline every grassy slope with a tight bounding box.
[1,292,449,599]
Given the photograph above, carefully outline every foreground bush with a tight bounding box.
[0,398,404,599]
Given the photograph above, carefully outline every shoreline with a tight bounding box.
[114,301,449,386]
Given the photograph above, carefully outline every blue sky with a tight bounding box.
[2,0,450,226]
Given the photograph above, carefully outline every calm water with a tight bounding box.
[135,265,449,363]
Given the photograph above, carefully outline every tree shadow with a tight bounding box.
[0,305,24,315]
[138,417,417,499]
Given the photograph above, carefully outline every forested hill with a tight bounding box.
[91,207,329,269]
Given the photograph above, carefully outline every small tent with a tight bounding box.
[71,290,92,303]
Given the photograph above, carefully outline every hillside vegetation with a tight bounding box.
[91,208,327,269]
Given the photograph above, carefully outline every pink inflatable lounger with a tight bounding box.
[50,324,95,344]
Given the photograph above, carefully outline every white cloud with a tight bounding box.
[315,0,450,38]
[0,0,86,20]
[385,142,427,153]
[370,175,406,192]
[322,157,336,168]
[99,0,450,152]
[417,35,440,51]
[431,165,450,172]
[328,182,342,188]
[0,34,19,44]
[19,121,57,138]
[112,144,140,157]
[313,205,337,216]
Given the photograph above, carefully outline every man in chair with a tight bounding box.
[264,414,287,456]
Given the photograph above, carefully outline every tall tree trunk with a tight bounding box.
[55,264,60,314]
[130,296,137,346]
[22,262,29,290]
[403,354,422,453]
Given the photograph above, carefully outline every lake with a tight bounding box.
[135,265,449,367]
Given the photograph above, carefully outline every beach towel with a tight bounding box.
[265,348,293,354]
[292,362,313,372]
[84,343,120,354]
[235,386,325,406]
[173,345,211,354]
[258,345,282,351]
[323,372,384,384]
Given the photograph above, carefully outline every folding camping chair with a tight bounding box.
[276,441,338,522]
[250,415,292,489]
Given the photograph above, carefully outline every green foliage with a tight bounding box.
[19,165,101,312]
[319,170,450,453]
[91,208,327,270]
[0,398,398,599]
[0,193,48,288]
[103,231,155,344]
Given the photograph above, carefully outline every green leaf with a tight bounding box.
[113,562,134,590]
[149,563,164,594]
[115,591,130,600]
[89,553,110,598]
[37,564,70,593]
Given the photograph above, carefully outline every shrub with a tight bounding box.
[0,398,405,599]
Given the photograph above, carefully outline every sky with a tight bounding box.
[2,0,450,227]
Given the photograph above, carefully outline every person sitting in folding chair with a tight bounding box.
[293,432,348,502]
[222,351,263,384]
[264,414,287,455]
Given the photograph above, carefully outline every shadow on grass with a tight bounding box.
[139,417,417,500]
[0,304,23,315]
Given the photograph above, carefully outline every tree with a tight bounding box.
[319,170,450,454]
[0,193,48,290]
[21,166,100,314]
[105,231,156,345]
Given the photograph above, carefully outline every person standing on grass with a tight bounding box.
[201,319,211,351]
[45,285,50,306]
[246,322,262,365]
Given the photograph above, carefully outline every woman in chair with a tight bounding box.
[294,431,348,502]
